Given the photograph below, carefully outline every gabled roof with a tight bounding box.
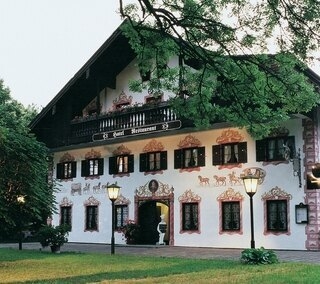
[30,21,135,129]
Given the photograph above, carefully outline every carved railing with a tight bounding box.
[69,103,179,144]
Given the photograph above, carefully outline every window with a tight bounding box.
[212,142,247,165]
[109,155,134,175]
[182,203,199,231]
[85,205,98,231]
[266,200,288,232]
[115,205,128,229]
[174,147,205,169]
[56,161,76,179]
[60,206,72,228]
[140,151,167,172]
[256,136,295,162]
[81,158,104,177]
[222,202,240,231]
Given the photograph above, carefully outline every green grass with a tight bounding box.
[0,248,320,283]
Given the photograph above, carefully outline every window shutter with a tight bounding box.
[128,154,134,173]
[197,147,206,167]
[139,153,147,172]
[98,158,104,175]
[160,151,167,170]
[71,161,77,178]
[212,145,222,165]
[56,163,63,179]
[109,156,117,175]
[256,140,266,161]
[237,142,247,163]
[174,149,182,169]
[81,160,88,177]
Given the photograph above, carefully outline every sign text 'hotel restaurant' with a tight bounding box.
[92,120,181,142]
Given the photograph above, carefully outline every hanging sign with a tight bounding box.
[92,120,181,141]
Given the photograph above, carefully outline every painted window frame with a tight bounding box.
[85,205,99,232]
[139,151,167,173]
[212,142,247,165]
[256,136,295,162]
[115,205,129,230]
[56,161,77,179]
[109,154,134,175]
[174,147,205,169]
[222,201,241,231]
[81,158,104,177]
[60,205,72,229]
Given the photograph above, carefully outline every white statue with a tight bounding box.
[157,214,167,245]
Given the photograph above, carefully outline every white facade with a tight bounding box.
[49,58,311,250]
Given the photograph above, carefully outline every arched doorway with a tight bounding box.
[135,179,174,245]
[138,201,169,244]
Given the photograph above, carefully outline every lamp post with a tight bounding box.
[106,183,121,255]
[17,195,25,250]
[242,175,259,249]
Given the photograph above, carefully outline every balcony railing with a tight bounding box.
[69,102,181,144]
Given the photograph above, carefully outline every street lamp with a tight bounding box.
[17,195,25,250]
[242,175,259,249]
[106,183,121,255]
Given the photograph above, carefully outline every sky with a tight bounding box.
[1,1,320,108]
[0,0,122,107]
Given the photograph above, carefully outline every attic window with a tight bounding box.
[184,58,203,70]
[140,70,151,82]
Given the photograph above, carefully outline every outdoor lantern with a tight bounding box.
[242,175,259,196]
[17,195,25,250]
[106,183,121,255]
[242,174,259,249]
[107,183,121,201]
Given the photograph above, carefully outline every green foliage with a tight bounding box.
[120,1,320,138]
[0,248,320,283]
[37,224,71,248]
[121,220,141,244]
[240,247,279,265]
[0,79,56,241]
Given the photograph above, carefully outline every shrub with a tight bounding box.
[37,224,71,248]
[121,220,141,244]
[240,247,279,265]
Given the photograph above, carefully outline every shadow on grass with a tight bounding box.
[0,248,84,262]
[21,258,240,284]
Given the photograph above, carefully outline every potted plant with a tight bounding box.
[37,224,71,253]
[121,220,141,244]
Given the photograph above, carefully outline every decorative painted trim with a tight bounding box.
[112,91,133,109]
[216,129,244,144]
[261,186,292,236]
[60,197,73,207]
[59,152,75,163]
[241,167,266,185]
[142,139,165,152]
[112,144,132,156]
[115,194,131,206]
[85,149,101,159]
[178,135,201,149]
[135,180,174,198]
[84,196,101,206]
[134,179,175,245]
[217,188,244,235]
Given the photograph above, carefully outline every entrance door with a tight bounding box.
[138,201,161,244]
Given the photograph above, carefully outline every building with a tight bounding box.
[31,23,320,250]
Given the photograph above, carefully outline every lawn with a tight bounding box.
[0,248,319,283]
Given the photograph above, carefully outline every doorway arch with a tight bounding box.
[135,179,174,245]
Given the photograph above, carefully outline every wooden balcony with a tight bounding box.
[69,102,187,145]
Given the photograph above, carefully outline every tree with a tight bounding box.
[0,79,56,241]
[119,0,320,137]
